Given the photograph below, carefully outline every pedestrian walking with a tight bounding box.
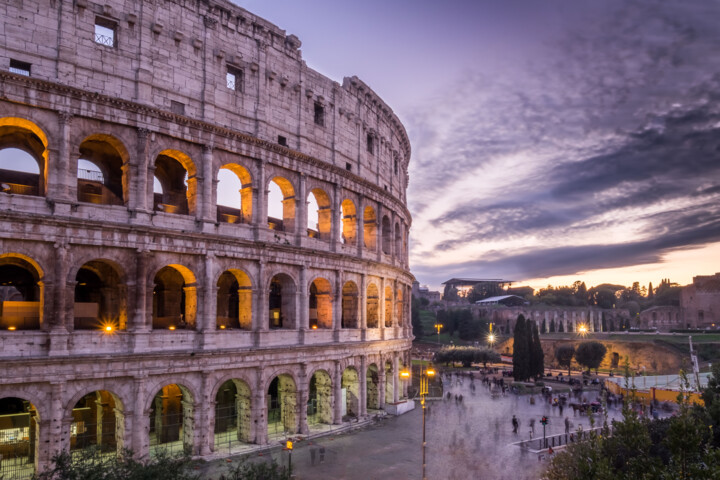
[529,418,535,435]
[512,415,519,434]
[565,416,570,434]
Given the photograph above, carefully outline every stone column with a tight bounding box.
[135,128,151,211]
[202,145,215,222]
[253,261,267,346]
[203,252,216,332]
[297,363,309,434]
[392,354,400,403]
[295,173,307,245]
[359,356,368,417]
[377,362,386,409]
[333,361,343,424]
[51,243,68,331]
[333,270,342,341]
[330,182,339,252]
[356,195,364,257]
[54,112,74,202]
[252,375,268,444]
[253,159,266,238]
[132,249,151,332]
[360,273,367,340]
[129,376,148,458]
[198,372,214,455]
[379,277,386,339]
[375,203,383,261]
[45,382,66,465]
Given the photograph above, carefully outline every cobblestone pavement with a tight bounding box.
[200,373,627,480]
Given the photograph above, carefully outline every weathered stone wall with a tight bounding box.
[681,273,720,329]
[0,0,413,474]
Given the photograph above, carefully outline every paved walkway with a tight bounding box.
[199,373,627,479]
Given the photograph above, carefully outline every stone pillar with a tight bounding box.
[254,261,268,336]
[333,361,342,424]
[253,159,266,237]
[198,372,214,455]
[359,356,368,417]
[379,277,386,339]
[298,265,309,343]
[360,273,367,340]
[252,375,268,445]
[203,253,216,332]
[202,145,214,222]
[392,354,400,403]
[377,363,386,409]
[356,195,364,257]
[330,182,339,252]
[45,382,65,464]
[333,270,342,342]
[54,112,74,202]
[375,203,383,261]
[51,243,68,331]
[132,250,151,332]
[296,173,307,245]
[134,130,151,211]
[297,363,309,434]
[131,376,148,458]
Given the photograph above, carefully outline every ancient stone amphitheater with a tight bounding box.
[0,0,413,476]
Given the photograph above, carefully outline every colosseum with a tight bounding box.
[0,0,413,476]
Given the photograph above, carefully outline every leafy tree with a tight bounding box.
[574,341,607,374]
[701,363,720,448]
[443,284,460,302]
[513,315,530,380]
[411,296,424,338]
[217,459,291,480]
[33,449,199,480]
[434,346,499,367]
[554,344,575,377]
[550,319,556,333]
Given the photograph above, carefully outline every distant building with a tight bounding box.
[412,281,441,303]
[639,306,681,331]
[681,273,720,329]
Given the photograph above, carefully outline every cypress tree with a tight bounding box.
[530,322,545,378]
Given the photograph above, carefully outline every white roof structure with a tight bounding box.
[474,295,524,305]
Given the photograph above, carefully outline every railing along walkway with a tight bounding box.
[513,425,612,453]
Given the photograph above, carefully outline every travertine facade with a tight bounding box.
[0,0,412,475]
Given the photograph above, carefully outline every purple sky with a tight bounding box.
[236,0,720,291]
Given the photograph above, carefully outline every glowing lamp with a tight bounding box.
[399,368,411,378]
[8,326,16,331]
[312,325,318,330]
[169,326,176,331]
[426,368,436,377]
[104,325,113,332]
[488,333,495,343]
[219,325,226,329]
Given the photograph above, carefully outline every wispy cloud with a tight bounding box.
[407,0,720,288]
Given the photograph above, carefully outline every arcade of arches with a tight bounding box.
[0,355,408,476]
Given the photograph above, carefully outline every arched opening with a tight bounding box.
[217,164,252,224]
[363,206,376,250]
[76,136,127,206]
[269,274,296,329]
[152,265,197,330]
[341,367,360,419]
[0,397,38,479]
[384,286,393,328]
[70,390,124,455]
[73,260,126,331]
[216,270,252,330]
[0,117,48,197]
[267,375,297,438]
[309,278,332,330]
[395,287,404,327]
[341,281,358,328]
[340,199,357,245]
[394,222,402,259]
[384,361,394,404]
[307,188,331,240]
[0,255,42,330]
[307,370,332,429]
[267,177,295,232]
[153,150,196,215]
[214,380,252,453]
[381,215,392,255]
[366,364,380,410]
[366,283,379,329]
[149,384,194,456]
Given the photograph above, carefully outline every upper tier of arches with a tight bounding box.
[0,115,409,266]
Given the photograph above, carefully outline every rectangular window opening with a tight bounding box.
[366,134,374,155]
[314,102,325,127]
[278,136,288,147]
[394,159,398,175]
[170,101,185,115]
[9,59,31,76]
[94,17,117,47]
[226,66,244,92]
[345,162,352,171]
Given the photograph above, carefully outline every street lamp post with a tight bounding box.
[401,363,435,480]
[434,323,443,344]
